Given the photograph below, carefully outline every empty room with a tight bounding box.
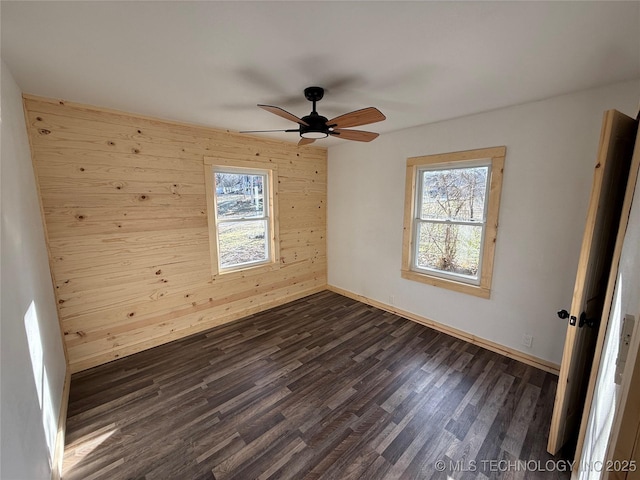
[2,2,640,479]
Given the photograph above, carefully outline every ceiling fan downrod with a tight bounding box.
[304,86,324,115]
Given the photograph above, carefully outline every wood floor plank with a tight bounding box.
[63,290,568,479]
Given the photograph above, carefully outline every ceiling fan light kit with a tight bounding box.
[300,131,328,139]
[241,86,386,146]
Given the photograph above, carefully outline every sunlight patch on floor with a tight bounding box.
[63,424,117,473]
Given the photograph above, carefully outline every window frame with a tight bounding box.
[401,146,505,298]
[204,157,280,279]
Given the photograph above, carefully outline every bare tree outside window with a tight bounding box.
[415,166,489,279]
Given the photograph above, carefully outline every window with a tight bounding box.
[401,147,505,298]
[204,158,279,277]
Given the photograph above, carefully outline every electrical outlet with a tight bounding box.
[521,333,533,348]
[389,295,395,306]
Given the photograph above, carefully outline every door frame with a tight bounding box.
[575,126,640,468]
[574,126,640,477]
[548,110,638,455]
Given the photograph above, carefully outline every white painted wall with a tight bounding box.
[1,61,67,479]
[328,80,639,365]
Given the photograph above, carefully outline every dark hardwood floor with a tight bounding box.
[63,291,568,479]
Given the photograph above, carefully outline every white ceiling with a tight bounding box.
[2,1,639,146]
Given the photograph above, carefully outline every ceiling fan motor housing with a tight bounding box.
[300,112,330,138]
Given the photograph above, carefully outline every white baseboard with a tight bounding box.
[51,369,71,480]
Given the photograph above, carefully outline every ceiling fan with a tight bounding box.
[241,86,386,146]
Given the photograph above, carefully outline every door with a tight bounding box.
[574,126,640,477]
[547,110,638,455]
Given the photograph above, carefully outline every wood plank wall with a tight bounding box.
[23,95,327,373]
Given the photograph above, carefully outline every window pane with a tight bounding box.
[218,220,268,269]
[416,222,482,278]
[215,173,265,220]
[420,167,488,222]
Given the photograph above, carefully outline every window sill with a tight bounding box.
[211,261,280,283]
[401,268,491,299]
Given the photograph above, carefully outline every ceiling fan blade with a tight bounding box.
[298,138,316,146]
[328,107,385,129]
[330,129,379,142]
[258,105,309,126]
[239,129,300,133]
